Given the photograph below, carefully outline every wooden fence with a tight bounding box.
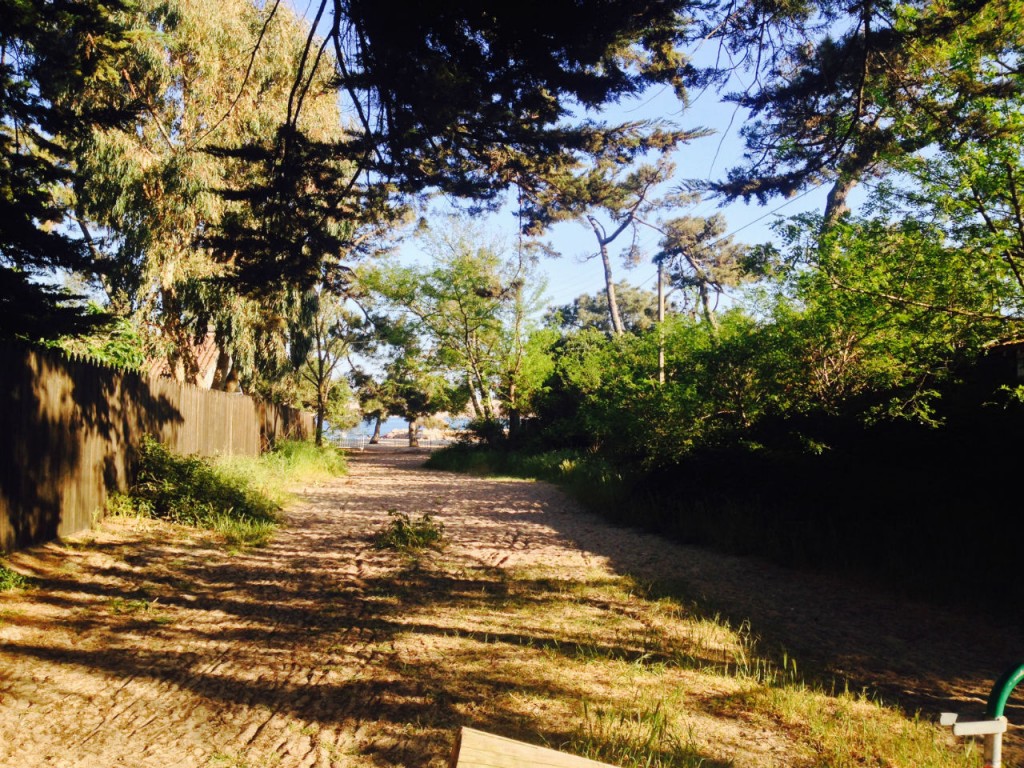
[0,341,313,552]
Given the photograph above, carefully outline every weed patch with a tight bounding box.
[373,510,444,551]
[0,563,28,591]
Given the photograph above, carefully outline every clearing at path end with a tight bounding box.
[0,449,1020,768]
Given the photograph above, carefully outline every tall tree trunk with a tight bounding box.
[823,176,857,229]
[466,374,484,419]
[588,216,624,336]
[211,349,232,390]
[601,246,625,336]
[408,420,419,447]
[369,413,382,445]
[315,403,325,446]
[507,382,520,438]
[698,283,719,338]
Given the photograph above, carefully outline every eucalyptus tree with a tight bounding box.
[73,0,347,386]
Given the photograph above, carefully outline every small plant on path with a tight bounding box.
[373,510,444,551]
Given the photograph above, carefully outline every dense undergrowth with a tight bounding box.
[427,405,1024,621]
[108,437,346,548]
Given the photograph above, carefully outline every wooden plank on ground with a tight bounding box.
[450,727,620,768]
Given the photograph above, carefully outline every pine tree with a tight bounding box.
[0,0,136,338]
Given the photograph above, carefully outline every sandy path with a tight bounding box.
[0,448,1020,767]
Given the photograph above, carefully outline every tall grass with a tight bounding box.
[215,439,347,506]
[109,437,346,548]
[568,700,706,768]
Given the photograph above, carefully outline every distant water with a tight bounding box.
[337,415,465,440]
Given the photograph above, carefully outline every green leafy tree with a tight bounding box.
[290,291,361,445]
[365,227,548,438]
[54,303,148,370]
[381,348,463,448]
[545,282,671,335]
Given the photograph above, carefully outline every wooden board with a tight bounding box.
[450,727,620,768]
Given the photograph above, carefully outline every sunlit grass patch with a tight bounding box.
[0,563,28,592]
[376,556,977,768]
[216,439,347,505]
[108,437,346,550]
[753,686,979,768]
[566,698,706,768]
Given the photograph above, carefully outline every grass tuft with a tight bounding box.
[567,700,706,768]
[0,563,28,591]
[373,510,445,551]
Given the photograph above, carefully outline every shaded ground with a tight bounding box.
[0,448,1019,767]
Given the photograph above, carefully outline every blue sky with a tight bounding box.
[400,81,844,312]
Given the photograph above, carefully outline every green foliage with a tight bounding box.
[372,510,444,552]
[286,291,363,445]
[364,224,550,438]
[54,303,148,370]
[545,282,667,335]
[112,437,282,548]
[0,563,29,592]
[0,0,137,339]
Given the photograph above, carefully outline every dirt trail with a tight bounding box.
[0,449,1020,768]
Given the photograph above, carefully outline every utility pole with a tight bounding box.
[657,253,665,385]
